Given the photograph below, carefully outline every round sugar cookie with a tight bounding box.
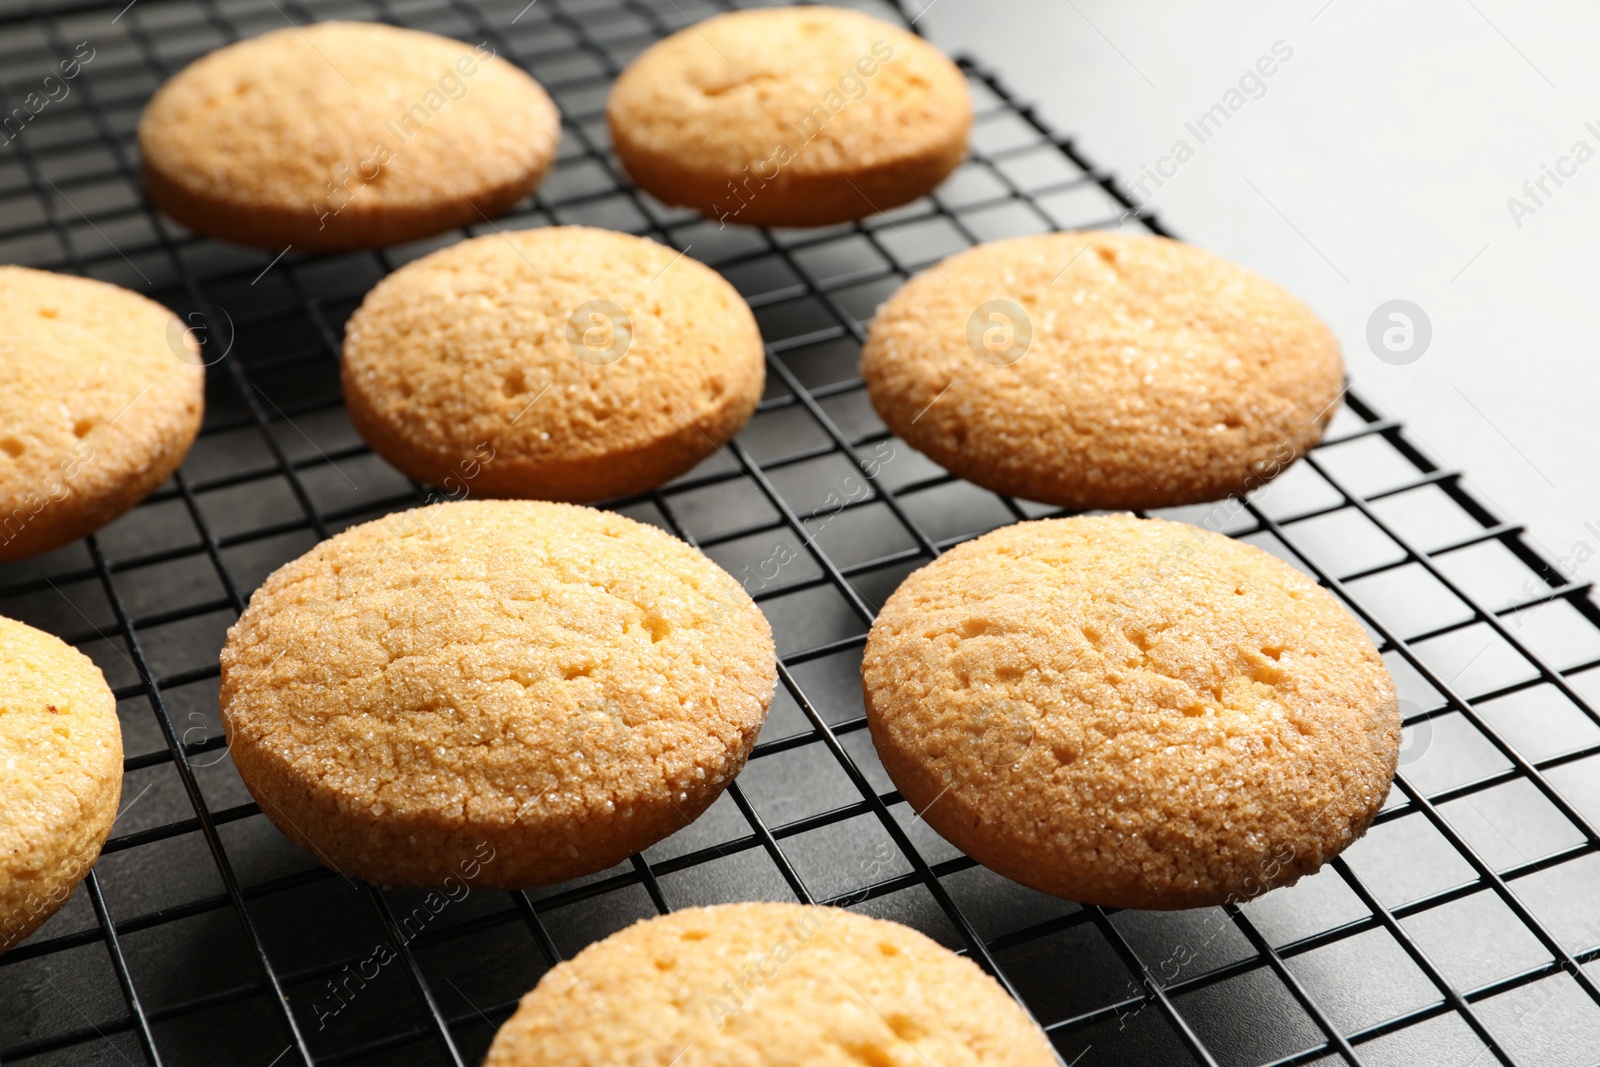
[341,226,765,501]
[1,615,123,955]
[0,266,204,563]
[861,231,1345,509]
[218,500,777,888]
[861,514,1399,910]
[484,903,1058,1066]
[607,6,971,227]
[138,22,560,250]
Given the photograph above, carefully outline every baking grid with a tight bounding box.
[3,0,1600,1064]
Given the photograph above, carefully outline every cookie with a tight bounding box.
[0,266,205,563]
[139,22,560,251]
[607,7,971,227]
[861,231,1345,509]
[1,615,123,954]
[484,902,1057,1066]
[218,500,776,887]
[341,226,765,502]
[862,515,1399,910]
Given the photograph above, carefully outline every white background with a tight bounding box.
[922,0,1600,596]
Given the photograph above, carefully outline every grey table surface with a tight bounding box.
[919,0,1599,597]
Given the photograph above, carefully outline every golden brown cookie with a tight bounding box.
[1,615,123,955]
[862,515,1399,910]
[484,902,1058,1066]
[0,266,204,563]
[341,226,765,501]
[138,22,560,251]
[218,500,776,888]
[607,6,971,227]
[861,231,1345,509]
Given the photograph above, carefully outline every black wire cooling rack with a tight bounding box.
[4,0,1600,1064]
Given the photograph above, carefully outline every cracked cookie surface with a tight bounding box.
[484,902,1057,1066]
[341,226,765,502]
[1,615,123,954]
[861,231,1344,509]
[607,6,970,226]
[861,514,1398,909]
[0,265,204,562]
[219,500,775,887]
[139,21,559,250]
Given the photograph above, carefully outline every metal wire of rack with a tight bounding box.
[3,0,1600,1064]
